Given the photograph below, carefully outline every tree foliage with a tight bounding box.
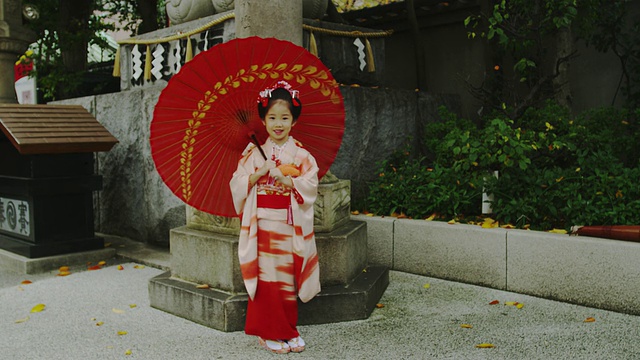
[464,0,640,118]
[25,0,166,101]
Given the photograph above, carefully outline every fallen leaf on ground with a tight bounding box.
[489,300,500,305]
[504,301,519,306]
[57,271,71,277]
[516,303,524,309]
[96,321,104,326]
[98,261,106,266]
[460,324,473,329]
[125,349,132,355]
[475,343,495,348]
[31,304,46,313]
[447,219,457,224]
[117,331,128,336]
[351,210,360,215]
[133,265,145,269]
[21,280,32,285]
[548,228,568,234]
[129,304,137,308]
[87,265,102,271]
[366,213,374,217]
[59,266,69,272]
[423,283,431,289]
[196,284,210,289]
[584,317,596,323]
[15,316,30,324]
[117,265,124,270]
[481,218,499,228]
[376,303,385,308]
[112,308,125,314]
[425,213,436,221]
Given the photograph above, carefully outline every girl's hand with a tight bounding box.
[258,160,277,177]
[269,168,293,188]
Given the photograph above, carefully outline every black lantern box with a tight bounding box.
[0,104,117,258]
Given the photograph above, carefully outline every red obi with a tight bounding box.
[257,194,290,209]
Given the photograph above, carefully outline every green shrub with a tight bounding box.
[366,103,640,231]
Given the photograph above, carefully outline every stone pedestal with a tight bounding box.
[149,178,389,332]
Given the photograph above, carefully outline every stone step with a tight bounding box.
[149,265,389,332]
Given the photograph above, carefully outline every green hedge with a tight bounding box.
[366,103,640,231]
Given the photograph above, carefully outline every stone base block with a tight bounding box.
[171,220,369,292]
[170,226,245,293]
[316,220,368,286]
[148,265,389,332]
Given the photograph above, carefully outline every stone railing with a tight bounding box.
[355,214,640,316]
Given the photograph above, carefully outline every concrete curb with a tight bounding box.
[353,214,640,315]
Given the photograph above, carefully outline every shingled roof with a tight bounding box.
[0,104,118,155]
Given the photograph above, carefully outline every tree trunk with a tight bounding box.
[58,0,92,73]
[406,0,427,90]
[552,26,574,109]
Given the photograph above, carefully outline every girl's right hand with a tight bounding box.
[258,160,277,176]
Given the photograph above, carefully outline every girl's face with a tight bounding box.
[262,100,295,146]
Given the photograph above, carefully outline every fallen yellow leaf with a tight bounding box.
[117,331,128,336]
[504,301,519,306]
[376,303,385,308]
[423,283,431,289]
[133,265,145,269]
[501,224,515,229]
[351,210,360,215]
[129,304,137,308]
[59,266,69,272]
[125,349,132,356]
[584,317,596,323]
[98,261,106,266]
[366,213,374,217]
[475,343,495,348]
[460,324,473,329]
[425,213,436,221]
[96,321,104,326]
[447,219,457,224]
[481,218,498,228]
[516,303,524,309]
[57,271,71,277]
[112,308,125,314]
[31,304,46,313]
[196,284,210,289]
[117,265,124,270]
[15,316,30,324]
[548,228,568,234]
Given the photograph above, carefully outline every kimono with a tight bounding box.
[229,136,321,340]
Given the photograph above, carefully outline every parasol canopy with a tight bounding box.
[150,36,345,217]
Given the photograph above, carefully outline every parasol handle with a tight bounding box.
[248,131,267,160]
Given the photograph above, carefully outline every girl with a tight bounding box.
[229,80,321,354]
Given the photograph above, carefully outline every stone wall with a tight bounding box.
[53,86,458,246]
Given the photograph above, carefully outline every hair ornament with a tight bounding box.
[257,80,301,104]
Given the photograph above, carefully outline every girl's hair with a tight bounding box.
[257,86,302,120]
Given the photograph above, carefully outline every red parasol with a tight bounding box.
[150,36,345,217]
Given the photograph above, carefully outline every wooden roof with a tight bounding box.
[0,104,118,155]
